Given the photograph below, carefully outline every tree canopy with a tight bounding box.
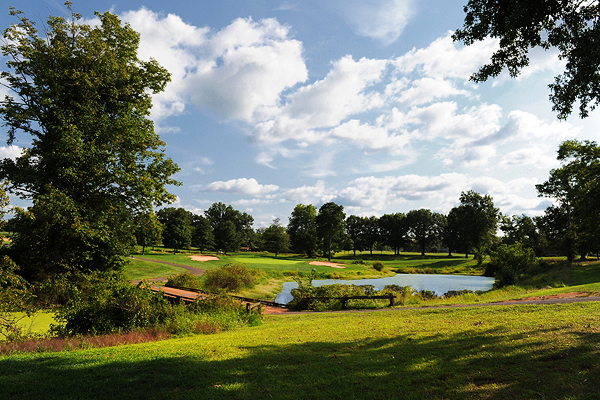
[316,202,346,261]
[287,204,318,257]
[453,0,600,119]
[537,140,600,259]
[0,4,179,278]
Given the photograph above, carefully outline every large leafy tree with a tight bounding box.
[261,218,290,257]
[406,209,443,257]
[204,202,253,253]
[133,212,163,255]
[316,202,346,261]
[0,5,179,279]
[536,140,600,260]
[345,215,366,256]
[447,191,499,258]
[287,204,318,257]
[378,213,409,255]
[191,214,214,254]
[454,0,600,119]
[157,208,192,254]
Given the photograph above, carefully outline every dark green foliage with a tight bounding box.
[191,214,214,253]
[454,0,600,119]
[446,191,499,258]
[418,290,438,300]
[0,256,37,341]
[380,284,416,305]
[316,202,346,261]
[52,271,172,336]
[372,261,384,272]
[50,270,262,337]
[203,262,258,292]
[287,203,318,257]
[261,218,290,256]
[443,289,474,298]
[134,212,163,255]
[204,202,254,254]
[165,273,203,290]
[406,209,443,256]
[157,207,192,253]
[288,281,416,311]
[486,242,539,288]
[378,213,409,255]
[0,6,179,279]
[537,140,600,260]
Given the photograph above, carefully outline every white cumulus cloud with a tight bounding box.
[194,178,279,196]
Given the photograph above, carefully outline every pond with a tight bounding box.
[274,274,495,304]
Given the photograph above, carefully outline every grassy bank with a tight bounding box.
[2,302,599,399]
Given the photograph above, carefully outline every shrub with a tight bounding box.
[381,284,416,305]
[418,290,438,300]
[52,271,172,336]
[51,270,263,337]
[288,281,390,311]
[486,242,539,288]
[0,256,38,341]
[444,289,474,298]
[166,272,202,290]
[372,261,385,271]
[203,262,258,292]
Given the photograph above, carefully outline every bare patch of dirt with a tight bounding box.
[189,255,220,262]
[262,305,290,314]
[309,261,346,269]
[503,292,594,302]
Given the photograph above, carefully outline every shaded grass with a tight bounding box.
[1,302,600,399]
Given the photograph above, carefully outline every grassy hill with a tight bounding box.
[2,252,600,399]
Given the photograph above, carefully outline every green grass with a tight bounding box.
[1,302,599,399]
[124,258,188,281]
[3,254,600,398]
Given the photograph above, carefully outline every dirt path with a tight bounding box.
[131,256,206,284]
[262,293,600,315]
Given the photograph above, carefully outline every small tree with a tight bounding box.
[486,242,538,288]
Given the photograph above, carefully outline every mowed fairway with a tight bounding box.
[2,302,600,400]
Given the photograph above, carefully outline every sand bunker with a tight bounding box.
[189,255,220,262]
[309,261,346,269]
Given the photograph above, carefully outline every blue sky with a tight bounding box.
[1,0,598,227]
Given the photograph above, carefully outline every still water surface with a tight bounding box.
[274,274,495,304]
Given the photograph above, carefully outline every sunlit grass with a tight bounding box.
[2,302,599,399]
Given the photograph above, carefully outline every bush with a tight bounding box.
[203,262,258,292]
[166,272,202,290]
[486,242,539,288]
[288,281,402,311]
[444,289,474,298]
[380,284,416,305]
[418,290,438,300]
[52,271,172,336]
[372,261,385,271]
[0,256,38,341]
[51,270,263,337]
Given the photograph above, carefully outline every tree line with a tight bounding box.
[150,143,600,262]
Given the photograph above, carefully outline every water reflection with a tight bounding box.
[274,274,495,304]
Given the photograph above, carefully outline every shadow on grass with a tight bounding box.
[2,326,598,400]
[335,253,471,262]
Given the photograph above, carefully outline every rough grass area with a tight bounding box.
[1,302,599,399]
